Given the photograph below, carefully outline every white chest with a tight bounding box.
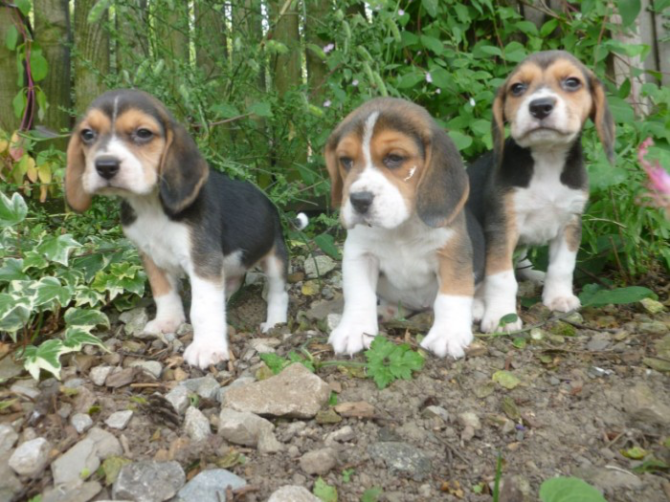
[513,156,587,246]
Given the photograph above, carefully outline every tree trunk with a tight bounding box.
[268,0,302,97]
[154,0,189,64]
[0,6,22,133]
[34,0,71,148]
[195,0,227,79]
[74,0,111,114]
[305,0,331,104]
[115,0,148,75]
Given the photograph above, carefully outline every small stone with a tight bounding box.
[316,409,342,424]
[165,386,190,415]
[218,408,274,446]
[180,376,220,400]
[10,380,40,399]
[176,323,192,336]
[86,427,123,460]
[622,383,670,432]
[8,437,51,477]
[326,313,342,332]
[120,307,151,337]
[63,378,85,390]
[586,332,611,351]
[257,428,283,454]
[638,321,669,336]
[334,401,375,418]
[129,360,163,379]
[58,403,73,419]
[0,456,22,500]
[0,424,18,455]
[280,422,307,442]
[184,407,211,442]
[457,411,481,430]
[530,328,545,341]
[640,298,665,314]
[304,255,337,279]
[422,406,449,422]
[176,468,246,502]
[106,410,134,430]
[368,442,433,481]
[222,364,331,419]
[305,299,344,322]
[113,461,185,502]
[51,439,99,485]
[299,447,338,475]
[42,480,102,502]
[574,466,642,492]
[106,367,136,388]
[268,485,321,502]
[324,426,355,445]
[249,338,281,354]
[71,413,94,434]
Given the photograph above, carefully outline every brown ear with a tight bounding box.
[492,83,507,163]
[416,124,469,228]
[64,131,92,213]
[324,138,343,207]
[588,71,616,165]
[159,122,209,215]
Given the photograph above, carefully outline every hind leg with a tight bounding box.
[260,244,289,332]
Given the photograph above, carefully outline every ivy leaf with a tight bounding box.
[313,477,338,502]
[0,258,28,283]
[62,327,106,352]
[32,276,73,308]
[0,293,31,333]
[22,251,50,271]
[539,477,607,502]
[0,191,27,228]
[73,285,106,308]
[64,307,110,331]
[36,234,82,266]
[21,340,66,380]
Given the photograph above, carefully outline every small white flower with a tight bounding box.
[425,72,432,83]
[436,88,441,94]
[323,100,332,108]
[469,97,476,107]
[352,79,359,86]
[323,43,335,54]
[398,9,405,16]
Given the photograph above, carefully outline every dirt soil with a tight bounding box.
[2,257,670,502]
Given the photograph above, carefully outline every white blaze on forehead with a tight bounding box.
[112,95,120,125]
[362,111,380,168]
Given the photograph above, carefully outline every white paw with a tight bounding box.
[420,326,473,359]
[471,298,485,323]
[183,336,229,369]
[260,319,286,333]
[144,316,185,335]
[480,309,522,333]
[543,294,580,313]
[328,322,378,355]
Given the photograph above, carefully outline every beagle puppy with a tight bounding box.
[66,89,296,368]
[467,51,615,332]
[325,98,485,358]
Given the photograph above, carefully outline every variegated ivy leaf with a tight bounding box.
[35,234,82,266]
[0,191,27,228]
[0,258,27,282]
[74,285,106,308]
[64,307,110,331]
[71,251,111,282]
[63,327,106,352]
[92,263,145,300]
[32,276,74,308]
[21,340,66,380]
[0,293,31,334]
[22,250,50,271]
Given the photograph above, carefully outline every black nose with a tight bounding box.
[529,97,556,120]
[95,156,120,180]
[350,191,374,214]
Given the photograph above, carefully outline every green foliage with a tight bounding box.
[539,477,607,502]
[360,487,383,502]
[0,191,144,379]
[579,283,655,307]
[313,477,338,502]
[259,350,316,375]
[364,336,425,390]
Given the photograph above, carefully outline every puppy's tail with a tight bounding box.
[292,212,309,231]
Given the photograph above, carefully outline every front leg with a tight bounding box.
[420,226,475,358]
[542,215,581,312]
[141,253,185,336]
[329,243,379,355]
[183,272,229,369]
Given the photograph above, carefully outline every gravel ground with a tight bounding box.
[1,255,669,502]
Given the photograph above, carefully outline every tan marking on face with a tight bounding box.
[79,109,112,140]
[436,216,475,296]
[486,192,519,276]
[564,213,583,252]
[503,63,543,125]
[141,252,174,297]
[114,110,166,179]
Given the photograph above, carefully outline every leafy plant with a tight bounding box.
[259,350,316,375]
[579,283,656,307]
[539,477,607,502]
[313,477,338,502]
[360,487,383,502]
[364,336,425,390]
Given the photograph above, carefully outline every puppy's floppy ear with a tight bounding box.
[65,130,92,213]
[416,124,469,228]
[587,70,616,165]
[491,83,507,163]
[324,136,344,207]
[159,122,209,215]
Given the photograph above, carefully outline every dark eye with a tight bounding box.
[510,83,527,97]
[340,157,353,170]
[562,77,582,91]
[80,128,96,144]
[134,128,154,141]
[383,154,405,169]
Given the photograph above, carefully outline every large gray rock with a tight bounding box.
[51,439,99,485]
[218,408,274,446]
[176,469,246,502]
[268,485,321,502]
[8,437,51,477]
[299,448,338,476]
[180,376,220,400]
[622,383,670,432]
[304,255,337,279]
[112,461,185,502]
[222,364,330,418]
[368,442,433,481]
[86,427,122,460]
[184,407,211,442]
[42,480,102,502]
[0,424,18,455]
